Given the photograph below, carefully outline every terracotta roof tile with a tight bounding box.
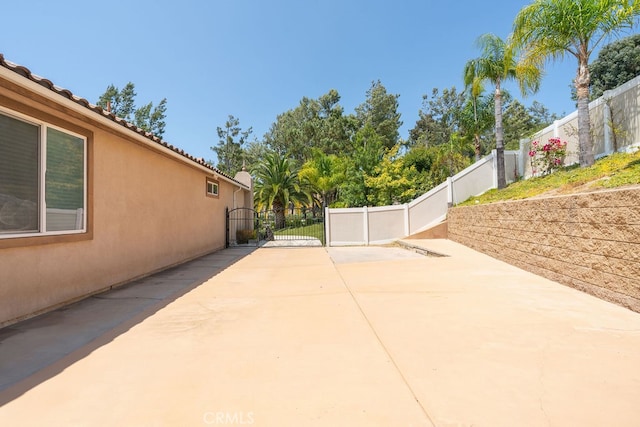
[0,53,239,184]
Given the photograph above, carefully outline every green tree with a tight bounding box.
[253,152,309,229]
[97,83,136,121]
[263,90,354,163]
[212,115,253,176]
[243,140,269,173]
[513,0,640,167]
[589,33,640,99]
[502,100,535,150]
[314,90,355,155]
[408,87,467,148]
[337,125,385,207]
[459,80,495,160]
[355,80,403,150]
[464,33,541,188]
[365,146,420,206]
[427,133,474,185]
[299,150,344,210]
[402,146,437,194]
[134,99,167,137]
[528,100,559,129]
[97,82,167,137]
[463,70,488,161]
[263,107,307,162]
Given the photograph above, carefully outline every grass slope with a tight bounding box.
[460,149,640,206]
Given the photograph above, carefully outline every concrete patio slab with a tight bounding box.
[0,247,255,391]
[1,240,639,426]
[327,246,425,264]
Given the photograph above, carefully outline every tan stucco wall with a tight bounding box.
[0,78,250,326]
[448,187,640,312]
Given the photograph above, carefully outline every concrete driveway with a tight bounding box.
[1,240,640,426]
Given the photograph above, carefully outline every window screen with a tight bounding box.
[0,114,39,233]
[46,127,85,231]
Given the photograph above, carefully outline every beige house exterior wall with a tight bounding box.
[0,72,250,326]
[447,187,640,313]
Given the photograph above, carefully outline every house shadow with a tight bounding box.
[0,246,256,406]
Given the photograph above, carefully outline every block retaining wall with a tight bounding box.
[448,187,640,312]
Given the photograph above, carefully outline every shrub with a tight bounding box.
[236,229,256,244]
[529,137,567,176]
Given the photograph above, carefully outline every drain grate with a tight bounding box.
[394,241,449,257]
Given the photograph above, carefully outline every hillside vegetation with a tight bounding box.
[460,148,640,206]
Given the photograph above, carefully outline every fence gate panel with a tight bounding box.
[226,207,259,248]
[227,207,325,247]
[256,207,325,247]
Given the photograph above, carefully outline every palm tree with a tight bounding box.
[462,72,485,162]
[464,34,541,188]
[299,150,344,211]
[253,152,309,229]
[512,0,640,167]
[461,73,494,161]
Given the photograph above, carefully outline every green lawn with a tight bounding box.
[273,222,324,243]
[459,149,640,206]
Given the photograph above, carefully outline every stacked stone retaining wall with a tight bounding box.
[448,187,640,312]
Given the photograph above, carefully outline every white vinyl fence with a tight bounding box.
[519,74,640,178]
[46,208,84,231]
[326,74,640,247]
[325,149,518,246]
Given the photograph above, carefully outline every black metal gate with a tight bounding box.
[226,207,324,247]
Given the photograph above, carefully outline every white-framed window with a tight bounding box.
[0,107,87,238]
[206,178,219,197]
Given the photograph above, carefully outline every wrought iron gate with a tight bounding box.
[226,207,324,247]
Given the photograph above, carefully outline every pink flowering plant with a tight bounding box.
[528,137,567,176]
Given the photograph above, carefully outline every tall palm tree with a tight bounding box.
[464,34,541,188]
[253,152,309,229]
[512,0,640,167]
[461,73,495,161]
[462,72,485,162]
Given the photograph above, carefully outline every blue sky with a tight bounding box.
[1,0,608,163]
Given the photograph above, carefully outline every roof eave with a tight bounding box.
[0,54,248,190]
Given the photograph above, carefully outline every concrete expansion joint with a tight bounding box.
[575,326,640,334]
[91,295,164,301]
[329,257,437,427]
